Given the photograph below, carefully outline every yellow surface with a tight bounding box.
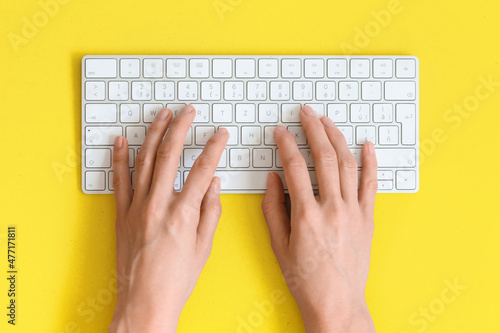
[1,0,499,332]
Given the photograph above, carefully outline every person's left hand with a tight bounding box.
[109,105,228,333]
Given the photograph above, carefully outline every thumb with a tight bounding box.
[262,172,290,255]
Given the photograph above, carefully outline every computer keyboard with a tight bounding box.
[81,55,419,194]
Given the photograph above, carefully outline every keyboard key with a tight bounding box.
[377,170,393,180]
[166,59,187,78]
[143,59,163,78]
[327,104,347,123]
[129,148,135,167]
[241,126,261,145]
[86,104,117,123]
[299,149,314,168]
[385,81,416,100]
[236,104,256,123]
[108,81,129,101]
[86,126,122,145]
[378,126,399,145]
[167,103,186,116]
[195,126,215,145]
[293,81,313,100]
[281,59,301,78]
[230,149,250,167]
[262,126,277,145]
[373,104,393,123]
[327,59,347,78]
[178,81,198,101]
[373,59,392,78]
[338,126,353,145]
[120,59,140,78]
[396,170,416,190]
[86,59,116,78]
[281,103,301,123]
[212,104,232,123]
[120,104,140,123]
[350,59,370,78]
[191,104,210,123]
[356,126,376,145]
[304,59,324,78]
[258,59,278,78]
[361,81,382,101]
[86,81,105,101]
[259,104,279,123]
[201,81,221,100]
[236,59,256,78]
[270,81,290,100]
[222,126,238,145]
[218,149,227,168]
[316,81,336,101]
[287,126,307,145]
[155,81,175,101]
[247,81,267,101]
[174,171,181,190]
[350,104,370,123]
[85,171,106,190]
[184,148,203,168]
[396,59,416,78]
[339,81,359,101]
[213,58,232,78]
[352,148,416,167]
[143,104,164,123]
[253,149,273,168]
[184,127,192,145]
[85,148,111,168]
[131,81,152,100]
[215,170,318,191]
[396,103,416,145]
[224,81,244,101]
[378,180,393,190]
[189,59,209,78]
[126,126,146,145]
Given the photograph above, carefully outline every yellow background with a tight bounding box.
[1,0,499,332]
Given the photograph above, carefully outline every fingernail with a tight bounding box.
[274,126,286,133]
[156,108,170,121]
[180,105,194,115]
[320,116,336,128]
[302,105,316,116]
[267,172,275,188]
[212,177,221,194]
[367,142,375,155]
[215,127,228,136]
[114,136,123,149]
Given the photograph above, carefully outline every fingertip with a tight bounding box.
[320,116,336,128]
[364,141,376,155]
[114,136,124,150]
[211,176,221,194]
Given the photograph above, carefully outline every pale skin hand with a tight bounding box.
[262,105,378,332]
[109,105,229,333]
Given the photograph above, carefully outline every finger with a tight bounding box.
[358,142,378,214]
[262,172,290,255]
[134,108,172,199]
[180,128,229,209]
[112,136,132,219]
[320,116,359,203]
[149,105,196,200]
[299,106,341,200]
[274,126,316,207]
[197,177,222,251]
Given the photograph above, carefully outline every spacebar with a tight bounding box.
[213,170,317,191]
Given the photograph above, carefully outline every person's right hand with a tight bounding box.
[262,105,378,332]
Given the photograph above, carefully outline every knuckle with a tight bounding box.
[146,122,163,136]
[134,151,149,168]
[156,145,177,162]
[363,178,378,191]
[193,154,214,172]
[340,156,358,172]
[317,148,338,165]
[112,174,129,190]
[284,154,307,170]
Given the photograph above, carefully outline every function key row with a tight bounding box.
[85,58,416,80]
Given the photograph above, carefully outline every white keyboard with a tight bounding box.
[81,55,419,194]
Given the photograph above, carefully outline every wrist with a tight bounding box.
[300,299,375,333]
